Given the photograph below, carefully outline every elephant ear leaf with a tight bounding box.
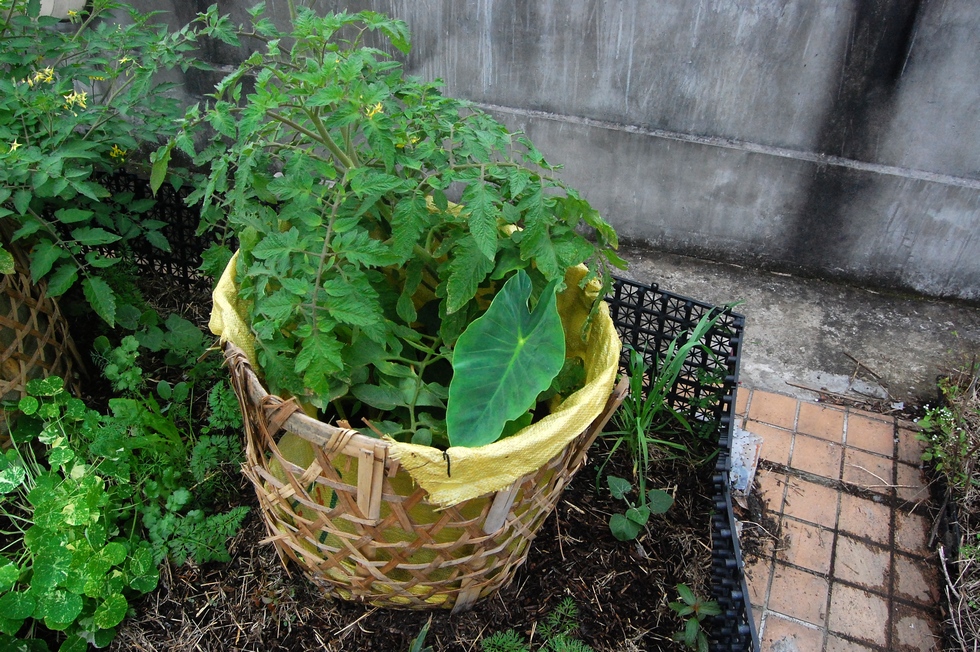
[447,269,565,448]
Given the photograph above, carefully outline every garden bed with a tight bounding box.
[97,259,753,651]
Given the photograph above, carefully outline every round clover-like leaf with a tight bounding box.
[0,590,35,620]
[93,593,128,630]
[101,542,127,566]
[0,561,21,592]
[647,489,675,514]
[126,546,158,595]
[37,588,83,626]
[58,634,89,652]
[17,396,39,416]
[0,463,26,495]
[446,270,565,448]
[0,616,24,637]
[31,545,71,590]
[609,513,642,541]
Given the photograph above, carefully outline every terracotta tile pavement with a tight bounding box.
[738,388,943,651]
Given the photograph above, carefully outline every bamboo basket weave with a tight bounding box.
[226,341,626,612]
[1,228,82,442]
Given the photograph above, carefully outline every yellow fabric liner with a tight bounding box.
[210,253,621,507]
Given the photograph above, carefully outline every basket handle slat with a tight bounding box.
[483,480,523,534]
[357,446,387,521]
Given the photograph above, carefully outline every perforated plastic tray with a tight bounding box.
[606,277,757,652]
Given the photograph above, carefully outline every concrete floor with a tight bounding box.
[620,245,980,406]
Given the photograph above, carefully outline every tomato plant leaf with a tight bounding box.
[444,235,495,315]
[29,240,63,283]
[46,263,79,297]
[462,181,499,261]
[82,276,117,327]
[0,246,12,275]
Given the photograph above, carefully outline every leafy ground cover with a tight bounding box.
[917,357,980,650]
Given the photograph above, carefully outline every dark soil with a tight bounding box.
[110,439,715,652]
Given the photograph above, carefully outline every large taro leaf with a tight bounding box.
[447,270,565,448]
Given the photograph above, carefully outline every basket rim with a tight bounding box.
[224,340,384,456]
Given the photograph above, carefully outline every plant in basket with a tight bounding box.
[0,0,202,326]
[154,4,628,610]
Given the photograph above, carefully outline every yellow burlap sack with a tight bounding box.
[210,252,620,507]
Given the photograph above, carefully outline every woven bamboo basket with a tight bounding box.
[1,227,83,444]
[226,341,627,611]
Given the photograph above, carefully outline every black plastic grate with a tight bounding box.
[96,171,218,290]
[607,276,757,652]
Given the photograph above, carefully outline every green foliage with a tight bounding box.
[0,378,160,650]
[157,6,622,447]
[407,616,433,652]
[447,270,565,447]
[605,474,673,541]
[918,370,980,494]
[9,369,247,571]
[480,598,594,652]
[598,311,727,540]
[0,0,204,325]
[2,315,247,649]
[205,381,243,432]
[90,332,247,565]
[669,584,721,652]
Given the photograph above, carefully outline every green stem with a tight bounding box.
[308,193,343,328]
[405,337,441,433]
[25,206,90,279]
[0,0,17,39]
[307,108,356,168]
[266,111,324,148]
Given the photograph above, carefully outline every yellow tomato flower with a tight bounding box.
[8,139,21,152]
[27,67,54,87]
[67,9,79,23]
[109,145,127,160]
[63,90,87,109]
[366,102,383,119]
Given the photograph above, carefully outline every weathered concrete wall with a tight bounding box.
[136,0,980,300]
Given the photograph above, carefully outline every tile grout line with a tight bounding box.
[738,389,773,641]
[886,414,900,651]
[749,388,794,645]
[819,407,847,652]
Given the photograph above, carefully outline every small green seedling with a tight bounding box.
[480,597,594,652]
[606,475,674,541]
[408,616,434,652]
[669,583,721,652]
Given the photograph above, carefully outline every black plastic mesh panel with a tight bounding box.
[96,171,217,290]
[607,277,757,652]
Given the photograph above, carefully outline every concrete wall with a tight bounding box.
[138,0,980,300]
